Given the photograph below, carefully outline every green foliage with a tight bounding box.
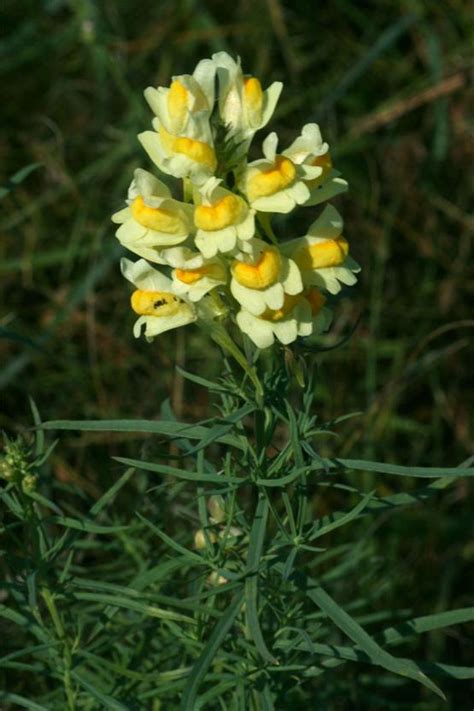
[1,363,472,708]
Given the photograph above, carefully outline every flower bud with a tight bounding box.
[207,495,226,523]
[0,459,14,481]
[194,528,217,550]
[22,474,38,494]
[207,571,228,586]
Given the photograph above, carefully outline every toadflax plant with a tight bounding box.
[1,53,473,710]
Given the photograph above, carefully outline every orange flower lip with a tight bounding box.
[175,262,226,285]
[194,195,243,231]
[131,196,186,234]
[294,237,349,270]
[233,248,281,290]
[160,125,217,170]
[246,156,296,201]
[131,290,182,317]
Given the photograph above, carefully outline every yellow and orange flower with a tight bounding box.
[230,240,302,315]
[111,169,193,262]
[282,205,360,294]
[194,178,255,258]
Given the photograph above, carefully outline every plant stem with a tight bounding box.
[41,587,76,710]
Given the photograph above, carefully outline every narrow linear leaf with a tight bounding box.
[48,516,129,534]
[245,496,277,664]
[114,456,243,485]
[137,513,208,566]
[71,578,220,617]
[0,692,48,711]
[29,397,44,457]
[182,402,255,456]
[381,607,474,645]
[309,491,374,540]
[305,584,445,698]
[74,592,196,624]
[180,589,244,711]
[90,467,136,516]
[259,682,275,710]
[29,492,63,516]
[419,662,474,680]
[333,458,474,478]
[72,672,129,711]
[176,366,230,393]
[282,601,473,681]
[275,639,474,679]
[41,419,245,450]
[0,606,50,644]
[195,680,239,709]
[285,458,474,481]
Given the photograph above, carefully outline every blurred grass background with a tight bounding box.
[1,0,473,705]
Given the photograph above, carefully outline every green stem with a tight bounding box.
[42,588,76,710]
[208,322,264,401]
[254,409,266,460]
[257,213,278,246]
[182,177,193,203]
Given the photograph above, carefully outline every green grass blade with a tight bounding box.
[0,162,42,199]
[314,12,418,117]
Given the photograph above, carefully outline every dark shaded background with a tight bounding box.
[1,0,472,705]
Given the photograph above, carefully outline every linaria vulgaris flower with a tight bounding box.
[112,52,359,354]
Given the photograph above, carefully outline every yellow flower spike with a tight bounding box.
[131,196,187,234]
[246,156,296,201]
[194,195,244,231]
[294,237,349,270]
[159,125,217,170]
[167,80,189,124]
[233,248,281,290]
[130,290,182,317]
